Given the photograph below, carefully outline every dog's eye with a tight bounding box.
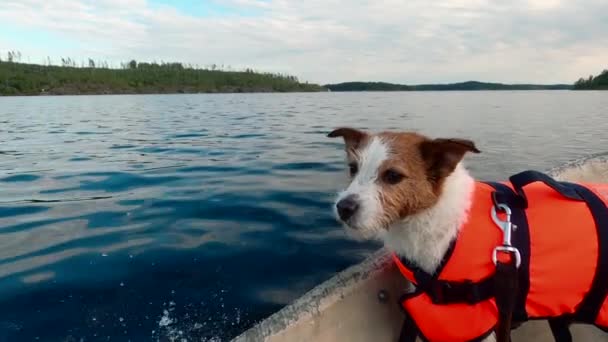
[383,169,405,184]
[348,163,358,176]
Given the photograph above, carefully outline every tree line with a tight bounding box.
[0,51,322,96]
[573,69,608,90]
[324,81,572,91]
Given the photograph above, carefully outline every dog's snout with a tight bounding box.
[337,195,359,222]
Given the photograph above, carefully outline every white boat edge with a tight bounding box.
[232,152,608,342]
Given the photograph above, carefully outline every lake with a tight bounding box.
[1,91,607,341]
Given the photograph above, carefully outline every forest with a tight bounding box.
[0,52,322,95]
[325,81,572,91]
[573,69,608,90]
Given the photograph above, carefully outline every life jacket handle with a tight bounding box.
[508,170,584,208]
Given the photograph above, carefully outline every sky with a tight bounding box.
[0,0,606,85]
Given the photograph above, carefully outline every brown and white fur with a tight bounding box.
[328,127,494,340]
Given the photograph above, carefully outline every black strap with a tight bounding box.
[509,170,584,207]
[489,181,525,342]
[494,257,519,342]
[485,181,531,322]
[398,238,458,290]
[548,317,573,342]
[398,313,419,342]
[425,276,494,305]
[568,184,608,322]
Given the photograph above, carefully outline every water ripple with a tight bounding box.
[1,92,607,341]
[0,174,40,182]
[43,172,181,193]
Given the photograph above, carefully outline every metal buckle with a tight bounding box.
[491,203,521,268]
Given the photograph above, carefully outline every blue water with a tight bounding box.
[1,91,607,341]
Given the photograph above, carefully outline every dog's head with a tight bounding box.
[328,127,480,239]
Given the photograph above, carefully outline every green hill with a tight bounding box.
[325,80,572,91]
[573,69,608,90]
[412,81,571,91]
[0,60,323,96]
[324,81,412,91]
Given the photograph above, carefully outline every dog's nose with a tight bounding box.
[337,195,359,221]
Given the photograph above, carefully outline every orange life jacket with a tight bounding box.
[393,170,608,342]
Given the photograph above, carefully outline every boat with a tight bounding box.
[232,153,608,342]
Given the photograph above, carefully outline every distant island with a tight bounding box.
[0,58,322,96]
[324,81,573,91]
[327,68,608,92]
[573,69,608,90]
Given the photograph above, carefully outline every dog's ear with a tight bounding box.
[327,127,367,151]
[420,138,480,181]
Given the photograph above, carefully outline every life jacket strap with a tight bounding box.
[398,312,419,342]
[486,181,531,323]
[490,190,521,342]
[422,276,495,305]
[548,317,573,342]
[494,253,519,342]
[567,184,608,323]
[508,170,584,208]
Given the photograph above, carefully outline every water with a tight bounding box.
[0,91,607,341]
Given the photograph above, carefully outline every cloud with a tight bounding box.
[0,0,606,84]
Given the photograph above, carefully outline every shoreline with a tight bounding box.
[0,89,324,97]
[2,88,593,98]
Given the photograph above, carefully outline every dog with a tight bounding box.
[327,127,608,342]
[329,127,479,274]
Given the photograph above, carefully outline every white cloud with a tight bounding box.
[0,0,606,84]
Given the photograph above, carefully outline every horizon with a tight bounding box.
[1,0,606,85]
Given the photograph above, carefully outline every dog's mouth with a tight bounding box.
[343,223,386,241]
[336,214,389,240]
[336,214,359,230]
[340,218,359,230]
